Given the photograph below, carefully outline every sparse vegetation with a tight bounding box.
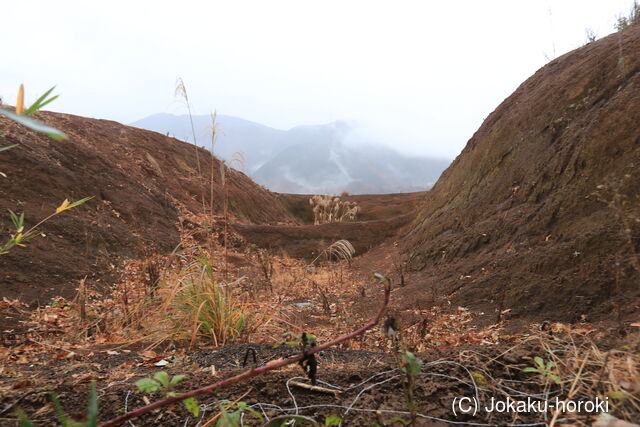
[1,198,92,255]
[17,383,99,427]
[615,0,640,31]
[96,279,391,426]
[257,248,274,286]
[381,276,423,427]
[4,10,640,426]
[309,195,359,225]
[135,372,199,417]
[523,356,561,384]
[166,256,249,347]
[1,85,91,255]
[585,27,598,44]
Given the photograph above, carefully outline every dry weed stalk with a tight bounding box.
[256,248,274,292]
[175,78,202,178]
[392,253,405,287]
[76,276,87,323]
[208,111,218,217]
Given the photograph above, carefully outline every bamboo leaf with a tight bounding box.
[56,199,70,214]
[31,94,59,113]
[8,209,20,229]
[16,84,24,115]
[23,86,56,115]
[0,108,66,140]
[66,196,93,209]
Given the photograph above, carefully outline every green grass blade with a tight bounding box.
[16,409,37,427]
[87,382,99,427]
[50,392,71,425]
[0,143,19,152]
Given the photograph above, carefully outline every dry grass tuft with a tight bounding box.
[311,239,355,266]
[162,256,252,348]
[309,195,359,225]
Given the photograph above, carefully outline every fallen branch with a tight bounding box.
[99,274,391,427]
[289,380,342,396]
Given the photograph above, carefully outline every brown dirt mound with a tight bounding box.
[0,112,297,303]
[400,27,640,322]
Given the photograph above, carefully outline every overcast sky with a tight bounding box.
[2,0,631,158]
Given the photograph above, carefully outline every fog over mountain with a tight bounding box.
[130,113,451,194]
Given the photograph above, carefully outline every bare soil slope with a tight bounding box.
[401,27,640,322]
[0,112,297,302]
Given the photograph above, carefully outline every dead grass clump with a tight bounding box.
[455,324,640,424]
[163,257,251,347]
[533,325,640,424]
[309,195,359,225]
[311,239,355,266]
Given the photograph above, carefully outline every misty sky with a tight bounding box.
[2,1,632,158]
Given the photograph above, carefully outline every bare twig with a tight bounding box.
[289,380,342,396]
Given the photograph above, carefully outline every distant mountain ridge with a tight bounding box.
[130,113,451,194]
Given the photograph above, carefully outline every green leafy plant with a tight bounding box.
[135,372,199,417]
[17,382,99,427]
[1,84,90,255]
[215,400,265,426]
[523,356,561,384]
[324,415,342,426]
[1,197,92,255]
[0,84,66,141]
[379,272,422,427]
